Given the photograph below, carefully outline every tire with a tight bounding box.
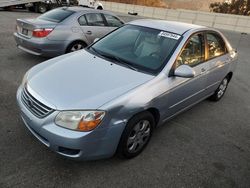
[128,12,138,16]
[97,6,103,10]
[117,111,155,159]
[209,76,229,101]
[66,41,87,53]
[37,3,47,13]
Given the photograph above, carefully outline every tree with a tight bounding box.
[210,0,250,15]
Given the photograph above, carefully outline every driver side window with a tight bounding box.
[176,33,205,68]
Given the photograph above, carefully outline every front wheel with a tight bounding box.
[117,111,155,159]
[209,76,229,101]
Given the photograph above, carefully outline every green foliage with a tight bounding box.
[210,0,250,15]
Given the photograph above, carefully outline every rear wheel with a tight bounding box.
[66,41,87,53]
[35,3,47,13]
[209,76,229,101]
[117,111,155,159]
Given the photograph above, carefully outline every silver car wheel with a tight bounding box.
[70,44,84,52]
[127,120,151,153]
[217,78,228,99]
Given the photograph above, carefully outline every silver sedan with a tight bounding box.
[13,7,124,57]
[17,20,237,160]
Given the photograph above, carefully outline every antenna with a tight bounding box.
[236,32,247,52]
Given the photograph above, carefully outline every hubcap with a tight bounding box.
[127,120,151,153]
[39,6,46,13]
[217,78,228,98]
[70,44,84,52]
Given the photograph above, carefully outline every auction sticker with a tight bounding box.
[158,31,181,40]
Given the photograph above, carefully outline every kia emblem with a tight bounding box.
[27,97,33,108]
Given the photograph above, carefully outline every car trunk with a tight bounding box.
[16,18,57,39]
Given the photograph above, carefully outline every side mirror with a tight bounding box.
[94,38,100,43]
[174,65,195,78]
[230,48,237,58]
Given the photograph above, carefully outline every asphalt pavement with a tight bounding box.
[0,10,250,188]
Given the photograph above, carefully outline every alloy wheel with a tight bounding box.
[217,78,228,99]
[127,120,151,153]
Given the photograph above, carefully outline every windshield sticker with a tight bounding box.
[158,31,181,40]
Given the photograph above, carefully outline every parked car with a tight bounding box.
[13,7,124,57]
[17,20,237,160]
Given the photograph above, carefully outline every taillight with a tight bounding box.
[32,28,53,38]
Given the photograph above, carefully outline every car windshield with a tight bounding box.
[90,24,181,74]
[38,8,75,23]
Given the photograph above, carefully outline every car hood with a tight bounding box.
[27,50,154,110]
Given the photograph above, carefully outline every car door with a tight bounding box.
[204,32,231,94]
[78,13,110,43]
[163,32,211,118]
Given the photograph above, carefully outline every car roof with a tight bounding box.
[128,19,206,35]
[61,6,117,16]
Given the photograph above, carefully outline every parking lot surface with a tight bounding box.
[0,10,250,188]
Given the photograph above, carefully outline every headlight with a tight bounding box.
[22,72,29,86]
[55,111,105,132]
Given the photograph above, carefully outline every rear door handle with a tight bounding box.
[86,31,92,35]
[201,68,206,73]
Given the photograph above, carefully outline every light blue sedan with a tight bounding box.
[17,19,237,160]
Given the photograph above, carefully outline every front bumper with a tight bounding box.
[16,86,126,160]
[14,32,67,57]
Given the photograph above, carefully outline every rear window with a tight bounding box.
[38,9,75,23]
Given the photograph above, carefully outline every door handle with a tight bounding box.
[201,68,206,73]
[86,31,92,35]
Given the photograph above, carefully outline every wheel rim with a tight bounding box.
[127,120,151,153]
[217,78,228,98]
[39,5,46,13]
[70,43,84,52]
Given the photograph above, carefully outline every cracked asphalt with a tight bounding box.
[0,9,250,188]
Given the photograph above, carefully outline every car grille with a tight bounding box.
[21,87,54,118]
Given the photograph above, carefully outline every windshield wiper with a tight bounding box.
[89,47,138,71]
[119,60,139,72]
[89,46,102,56]
[99,52,138,71]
